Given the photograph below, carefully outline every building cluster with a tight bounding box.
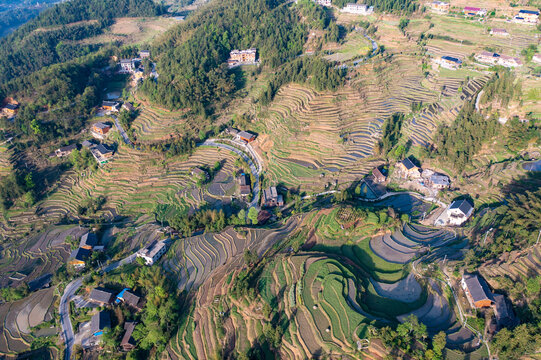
[340,3,374,15]
[68,232,103,268]
[461,274,516,332]
[136,240,168,265]
[463,6,487,17]
[117,50,157,84]
[434,55,462,70]
[227,127,257,143]
[1,100,19,118]
[101,100,136,115]
[313,0,331,6]
[475,51,523,68]
[489,28,509,37]
[396,157,451,192]
[87,286,143,350]
[228,49,258,68]
[512,9,539,25]
[83,139,114,166]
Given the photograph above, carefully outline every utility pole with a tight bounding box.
[536,229,541,246]
[483,228,493,246]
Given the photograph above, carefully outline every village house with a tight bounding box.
[90,143,114,165]
[313,0,332,6]
[498,54,523,68]
[226,127,239,137]
[80,232,98,250]
[428,173,450,189]
[121,322,137,351]
[238,173,251,196]
[122,102,135,112]
[513,9,539,25]
[262,186,284,207]
[139,50,150,59]
[116,289,142,310]
[2,103,18,117]
[341,3,374,14]
[463,6,487,16]
[397,157,421,178]
[68,247,91,268]
[137,240,168,265]
[372,167,387,183]
[492,294,516,329]
[91,311,111,337]
[461,274,494,308]
[102,101,120,112]
[447,198,474,225]
[429,1,450,13]
[55,144,78,158]
[89,287,115,306]
[237,130,257,143]
[490,28,509,37]
[228,49,257,67]
[435,55,462,70]
[119,59,136,72]
[533,53,541,64]
[475,51,523,68]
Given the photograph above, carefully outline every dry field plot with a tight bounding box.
[79,16,179,46]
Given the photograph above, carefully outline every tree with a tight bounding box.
[432,331,446,358]
[248,207,259,225]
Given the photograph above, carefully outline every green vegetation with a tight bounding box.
[376,113,406,158]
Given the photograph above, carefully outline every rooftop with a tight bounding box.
[91,311,111,335]
[70,247,91,262]
[140,240,167,259]
[449,199,473,215]
[401,157,417,170]
[93,122,111,130]
[441,56,462,64]
[121,322,137,348]
[463,274,494,304]
[96,144,113,155]
[89,287,115,304]
[81,232,98,248]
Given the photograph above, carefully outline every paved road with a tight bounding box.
[60,253,137,360]
[112,115,133,146]
[200,139,261,209]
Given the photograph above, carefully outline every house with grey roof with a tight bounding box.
[89,287,115,305]
[447,199,474,225]
[91,311,111,337]
[461,274,494,308]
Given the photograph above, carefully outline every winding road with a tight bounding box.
[59,253,137,360]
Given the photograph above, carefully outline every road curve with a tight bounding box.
[200,139,261,209]
[60,253,137,359]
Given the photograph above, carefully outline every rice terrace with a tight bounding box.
[0,0,539,358]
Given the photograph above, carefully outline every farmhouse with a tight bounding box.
[137,240,168,265]
[91,311,111,337]
[262,186,284,207]
[372,167,387,183]
[228,49,257,67]
[89,287,115,305]
[116,288,142,310]
[55,144,77,158]
[119,59,136,72]
[91,122,111,140]
[226,127,239,136]
[475,52,522,68]
[340,3,374,14]
[447,199,474,225]
[461,274,494,308]
[122,102,135,112]
[513,10,539,24]
[90,143,114,165]
[2,103,18,117]
[313,0,332,6]
[102,101,120,112]
[490,28,509,37]
[492,294,516,328]
[429,1,449,13]
[533,54,541,64]
[463,6,487,16]
[68,247,91,268]
[428,173,450,189]
[436,56,462,70]
[238,173,251,196]
[237,131,257,143]
[397,157,421,178]
[80,232,98,250]
[139,50,150,58]
[121,322,137,351]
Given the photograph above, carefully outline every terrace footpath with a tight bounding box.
[60,253,137,360]
[112,115,133,146]
[200,139,261,209]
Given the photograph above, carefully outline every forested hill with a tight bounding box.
[0,0,163,85]
[140,0,308,111]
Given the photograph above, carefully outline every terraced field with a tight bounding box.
[131,105,189,142]
[37,145,239,222]
[479,244,541,284]
[0,225,81,288]
[0,287,56,356]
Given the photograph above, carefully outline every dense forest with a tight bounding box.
[141,0,308,111]
[377,113,405,157]
[433,101,499,172]
[0,0,162,84]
